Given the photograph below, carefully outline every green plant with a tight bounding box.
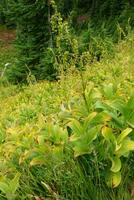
[62,84,134,188]
[7,0,51,82]
[0,173,21,200]
[0,31,134,199]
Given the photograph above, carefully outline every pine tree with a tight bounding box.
[8,0,52,82]
[0,0,7,24]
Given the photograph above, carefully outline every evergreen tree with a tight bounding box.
[8,0,52,82]
[6,0,134,82]
[0,0,7,24]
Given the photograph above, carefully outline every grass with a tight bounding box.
[0,32,134,199]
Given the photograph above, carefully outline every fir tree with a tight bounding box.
[8,0,52,82]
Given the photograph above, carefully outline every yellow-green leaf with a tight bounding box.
[30,157,45,166]
[116,139,134,156]
[10,172,21,194]
[0,182,9,194]
[117,128,132,144]
[83,112,97,131]
[73,141,93,158]
[106,171,121,188]
[69,119,83,141]
[110,156,121,173]
[102,126,116,143]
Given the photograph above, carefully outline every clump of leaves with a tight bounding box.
[0,173,21,200]
[63,84,134,188]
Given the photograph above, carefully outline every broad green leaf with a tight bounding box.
[52,146,64,157]
[89,111,111,126]
[52,126,68,144]
[116,139,134,156]
[84,125,100,144]
[72,126,100,157]
[110,156,121,173]
[95,101,123,127]
[105,111,123,128]
[83,112,97,131]
[102,127,116,143]
[46,124,68,144]
[95,101,109,111]
[10,173,21,194]
[75,105,89,118]
[103,83,114,99]
[106,171,121,188]
[59,110,72,120]
[0,128,5,144]
[109,99,125,114]
[69,119,83,141]
[117,128,132,144]
[92,88,102,99]
[73,141,93,157]
[127,110,134,128]
[127,95,134,108]
[0,181,9,194]
[30,157,45,166]
[37,135,45,145]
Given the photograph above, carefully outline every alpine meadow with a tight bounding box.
[0,0,134,199]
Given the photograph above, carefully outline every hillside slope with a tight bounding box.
[0,36,134,199]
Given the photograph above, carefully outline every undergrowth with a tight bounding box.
[0,33,134,199]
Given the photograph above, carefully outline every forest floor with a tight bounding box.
[0,27,15,47]
[0,27,16,74]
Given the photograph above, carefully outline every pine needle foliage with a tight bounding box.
[8,0,52,82]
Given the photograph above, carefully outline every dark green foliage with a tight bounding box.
[0,0,15,27]
[56,0,74,18]
[7,0,53,82]
[5,0,134,82]
[70,0,134,31]
[0,0,7,24]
